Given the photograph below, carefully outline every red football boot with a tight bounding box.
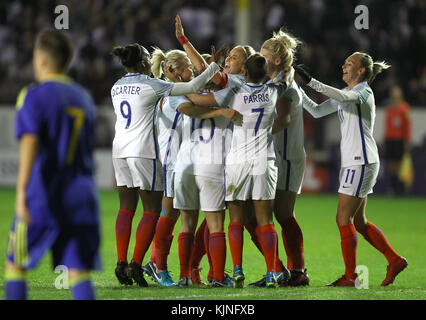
[190,268,207,286]
[381,256,408,286]
[327,274,357,287]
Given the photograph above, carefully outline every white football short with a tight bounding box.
[163,168,175,198]
[225,159,278,201]
[338,163,379,198]
[113,157,164,191]
[276,157,306,194]
[173,172,225,211]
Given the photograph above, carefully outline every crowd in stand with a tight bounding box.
[0,0,424,107]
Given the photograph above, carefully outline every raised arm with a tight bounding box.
[301,88,338,119]
[169,62,219,96]
[294,65,360,103]
[175,15,208,72]
[175,15,227,87]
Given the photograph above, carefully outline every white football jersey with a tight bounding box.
[269,74,306,160]
[173,95,232,179]
[157,96,183,171]
[227,73,245,88]
[214,82,286,165]
[337,82,379,167]
[111,73,174,159]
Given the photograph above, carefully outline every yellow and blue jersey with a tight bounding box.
[15,75,99,227]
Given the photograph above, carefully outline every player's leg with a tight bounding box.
[114,186,138,285]
[203,218,215,283]
[227,200,246,286]
[4,262,27,300]
[190,218,208,285]
[328,192,364,286]
[178,210,199,286]
[127,189,162,287]
[205,210,232,287]
[243,203,263,255]
[274,189,308,286]
[5,218,57,300]
[52,225,101,300]
[152,197,179,271]
[69,269,95,300]
[253,199,279,287]
[354,197,408,286]
[112,157,140,284]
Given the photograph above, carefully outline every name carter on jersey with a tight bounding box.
[111,85,141,98]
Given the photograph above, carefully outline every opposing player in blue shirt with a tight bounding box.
[4,30,101,300]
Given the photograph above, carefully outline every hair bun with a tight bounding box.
[112,44,142,68]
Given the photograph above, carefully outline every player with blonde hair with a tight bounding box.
[296,52,407,286]
[248,29,310,287]
[148,47,241,287]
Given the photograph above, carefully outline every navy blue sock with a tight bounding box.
[5,280,27,300]
[71,279,95,300]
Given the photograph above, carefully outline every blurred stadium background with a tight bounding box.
[0,0,425,196]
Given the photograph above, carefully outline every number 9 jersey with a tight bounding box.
[111,73,175,159]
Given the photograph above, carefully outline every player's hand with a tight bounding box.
[221,108,242,122]
[16,190,31,224]
[294,64,312,84]
[209,44,230,66]
[281,66,295,88]
[175,15,185,39]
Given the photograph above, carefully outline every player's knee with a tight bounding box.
[354,219,368,233]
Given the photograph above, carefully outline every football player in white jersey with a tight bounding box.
[246,29,310,287]
[142,48,238,287]
[186,53,291,288]
[296,52,407,287]
[110,43,220,286]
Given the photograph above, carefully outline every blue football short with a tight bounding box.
[6,217,101,271]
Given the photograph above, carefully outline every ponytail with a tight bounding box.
[151,47,167,78]
[150,48,190,81]
[370,61,391,84]
[354,52,391,84]
[111,43,150,72]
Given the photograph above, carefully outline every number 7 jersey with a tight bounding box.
[111,73,175,159]
[14,76,99,226]
[214,82,286,164]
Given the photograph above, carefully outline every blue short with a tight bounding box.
[6,217,101,271]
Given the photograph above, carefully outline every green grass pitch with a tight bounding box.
[1,187,425,300]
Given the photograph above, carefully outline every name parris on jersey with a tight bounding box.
[243,92,269,104]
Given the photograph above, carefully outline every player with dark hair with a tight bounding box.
[296,52,407,286]
[110,42,220,286]
[5,30,101,300]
